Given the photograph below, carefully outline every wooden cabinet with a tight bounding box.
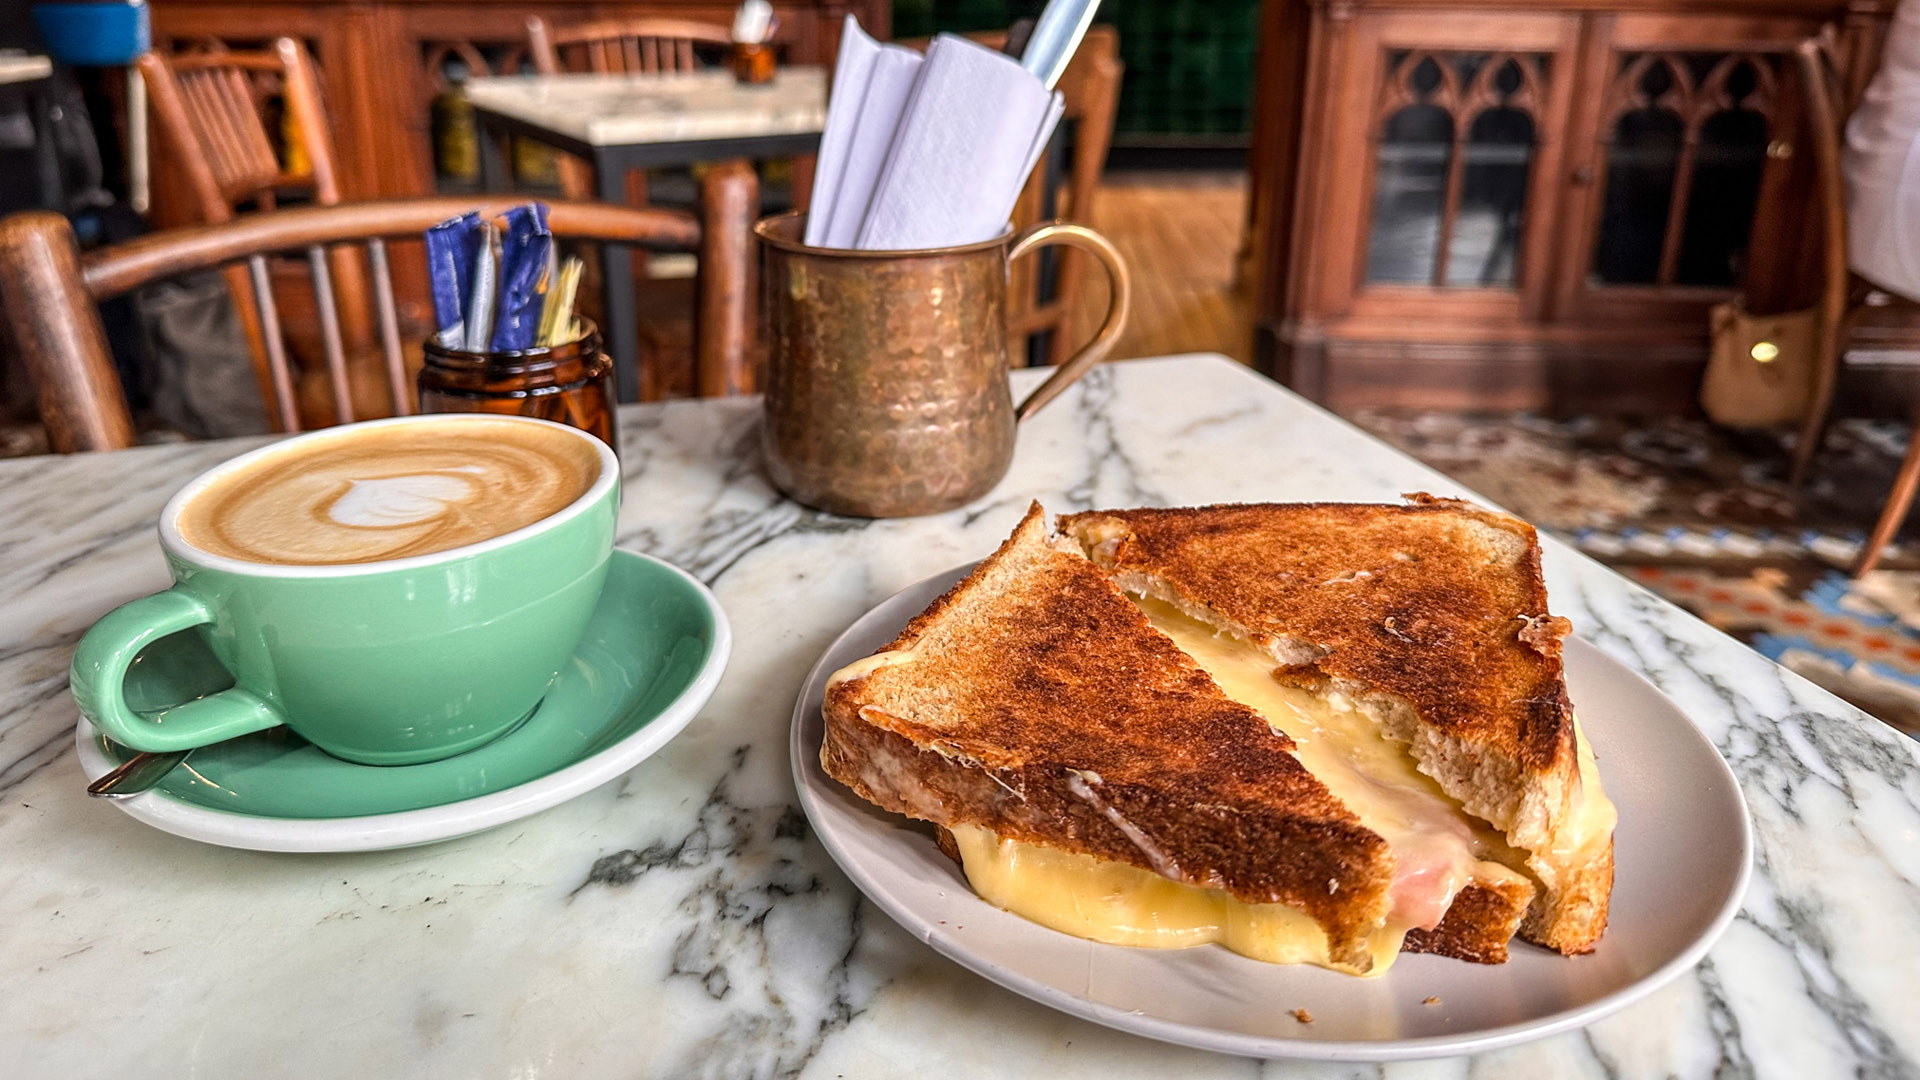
[1250,0,1900,411]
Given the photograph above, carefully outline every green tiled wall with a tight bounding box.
[890,0,1258,137]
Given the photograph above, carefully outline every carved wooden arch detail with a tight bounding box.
[1374,50,1547,133]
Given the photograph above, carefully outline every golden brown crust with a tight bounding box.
[1525,837,1614,954]
[822,504,1398,968]
[1403,875,1534,964]
[1061,497,1574,772]
[1062,497,1612,954]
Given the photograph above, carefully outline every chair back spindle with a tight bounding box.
[245,253,301,431]
[305,244,355,427]
[365,239,412,417]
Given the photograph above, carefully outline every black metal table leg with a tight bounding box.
[476,114,509,193]
[595,149,641,402]
[28,82,63,211]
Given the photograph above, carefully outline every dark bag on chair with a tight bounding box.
[136,273,271,438]
[1700,298,1821,428]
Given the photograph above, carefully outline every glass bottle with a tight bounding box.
[417,318,619,454]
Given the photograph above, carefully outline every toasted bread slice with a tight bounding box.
[822,504,1401,970]
[1062,496,1615,954]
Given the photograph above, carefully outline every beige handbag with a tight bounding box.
[1700,298,1821,428]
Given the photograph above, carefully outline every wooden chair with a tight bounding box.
[525,16,737,208]
[526,16,733,78]
[1786,33,1920,575]
[0,184,758,453]
[1018,26,1123,367]
[138,40,385,426]
[900,28,1124,366]
[137,39,341,223]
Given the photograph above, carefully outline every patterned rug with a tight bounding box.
[1347,410,1920,736]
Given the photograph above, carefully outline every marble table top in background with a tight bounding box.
[464,68,826,148]
[0,54,53,86]
[1,355,1915,1078]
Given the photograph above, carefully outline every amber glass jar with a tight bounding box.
[731,42,776,85]
[417,319,619,454]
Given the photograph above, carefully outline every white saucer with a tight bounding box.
[791,563,1753,1061]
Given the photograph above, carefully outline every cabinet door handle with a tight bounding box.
[1572,165,1595,185]
[1768,139,1794,160]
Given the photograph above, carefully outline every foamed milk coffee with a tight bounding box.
[177,417,601,566]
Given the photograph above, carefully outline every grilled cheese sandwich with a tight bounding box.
[820,500,1614,976]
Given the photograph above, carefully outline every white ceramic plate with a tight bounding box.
[790,563,1752,1061]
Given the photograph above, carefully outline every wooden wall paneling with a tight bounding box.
[1515,18,1582,323]
[1547,11,1617,325]
[1243,0,1312,301]
[1308,10,1382,318]
[1266,0,1357,394]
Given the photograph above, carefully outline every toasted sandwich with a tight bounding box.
[820,499,1613,974]
[1061,496,1615,954]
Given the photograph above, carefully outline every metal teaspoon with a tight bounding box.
[87,750,190,799]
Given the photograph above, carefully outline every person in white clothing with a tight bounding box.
[1847,0,1920,299]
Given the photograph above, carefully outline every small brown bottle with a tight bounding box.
[417,318,619,454]
[731,42,776,85]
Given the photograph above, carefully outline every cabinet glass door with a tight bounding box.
[1366,50,1547,290]
[1306,11,1576,322]
[1588,52,1778,290]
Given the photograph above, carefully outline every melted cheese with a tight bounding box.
[948,823,1410,976]
[827,647,919,688]
[1555,722,1617,858]
[1134,598,1518,932]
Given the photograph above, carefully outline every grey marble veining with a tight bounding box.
[1,355,1915,1078]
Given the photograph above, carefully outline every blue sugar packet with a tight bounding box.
[490,202,553,351]
[424,211,482,344]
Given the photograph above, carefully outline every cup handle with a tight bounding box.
[70,588,287,753]
[1007,222,1133,423]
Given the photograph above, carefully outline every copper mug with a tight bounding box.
[756,211,1131,517]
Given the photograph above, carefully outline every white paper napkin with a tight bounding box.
[854,34,1062,251]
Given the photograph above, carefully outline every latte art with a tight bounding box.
[328,468,489,528]
[178,420,601,566]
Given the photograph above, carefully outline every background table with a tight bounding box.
[1,356,1915,1077]
[467,69,827,401]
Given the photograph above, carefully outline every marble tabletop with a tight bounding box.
[464,68,826,148]
[1,355,1916,1078]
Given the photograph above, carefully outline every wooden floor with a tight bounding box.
[1064,170,1254,366]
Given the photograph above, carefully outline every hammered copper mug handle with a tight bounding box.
[1007,222,1132,423]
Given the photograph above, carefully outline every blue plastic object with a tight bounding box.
[31,2,151,67]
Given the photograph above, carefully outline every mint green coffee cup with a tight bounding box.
[71,414,620,766]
